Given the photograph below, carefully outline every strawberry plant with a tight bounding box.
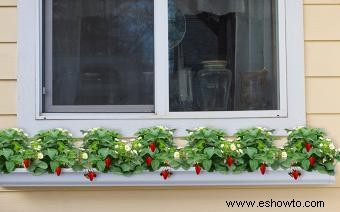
[235,127,280,173]
[184,127,227,172]
[215,139,246,173]
[135,126,177,172]
[0,128,33,173]
[283,127,340,175]
[28,128,78,175]
[80,128,121,172]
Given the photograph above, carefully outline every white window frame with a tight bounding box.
[17,0,306,137]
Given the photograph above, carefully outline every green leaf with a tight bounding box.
[33,168,47,176]
[47,148,58,160]
[2,148,14,160]
[324,162,335,171]
[204,147,215,159]
[271,161,280,170]
[245,147,257,159]
[50,161,60,172]
[121,163,132,172]
[151,159,160,171]
[110,166,122,174]
[72,164,84,172]
[202,160,212,171]
[37,161,48,169]
[98,148,110,158]
[249,159,259,171]
[96,161,106,172]
[5,161,15,172]
[301,159,310,170]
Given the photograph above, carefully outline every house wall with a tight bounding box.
[1,0,340,211]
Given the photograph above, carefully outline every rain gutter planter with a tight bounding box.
[0,168,335,187]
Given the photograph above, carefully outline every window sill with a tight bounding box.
[0,168,335,187]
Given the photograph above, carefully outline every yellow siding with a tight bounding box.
[1,1,340,212]
[0,43,16,79]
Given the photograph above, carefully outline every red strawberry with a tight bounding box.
[195,164,201,175]
[149,143,156,152]
[227,156,233,167]
[305,143,312,152]
[105,158,112,168]
[160,170,170,180]
[23,159,30,168]
[55,167,62,176]
[87,171,96,181]
[309,156,316,167]
[260,163,266,175]
[146,156,153,166]
[289,169,301,180]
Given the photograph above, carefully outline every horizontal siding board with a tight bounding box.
[304,5,340,40]
[0,115,16,128]
[0,0,16,6]
[0,7,16,42]
[0,80,16,114]
[303,0,340,4]
[307,114,340,142]
[306,78,340,113]
[0,188,340,211]
[305,0,340,4]
[0,43,16,79]
[305,41,340,76]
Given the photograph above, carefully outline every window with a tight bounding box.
[18,0,306,136]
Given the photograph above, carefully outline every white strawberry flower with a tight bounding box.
[220,144,225,148]
[125,144,131,152]
[319,143,324,147]
[281,151,287,159]
[37,152,44,159]
[114,144,119,149]
[81,152,88,160]
[237,144,241,148]
[230,143,237,151]
[329,143,335,150]
[158,126,166,130]
[132,150,138,155]
[174,151,180,160]
[34,145,42,151]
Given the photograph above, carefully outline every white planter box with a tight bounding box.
[0,168,335,187]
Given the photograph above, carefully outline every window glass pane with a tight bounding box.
[169,0,278,112]
[44,0,154,113]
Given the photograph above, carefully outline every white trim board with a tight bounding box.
[17,0,306,137]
